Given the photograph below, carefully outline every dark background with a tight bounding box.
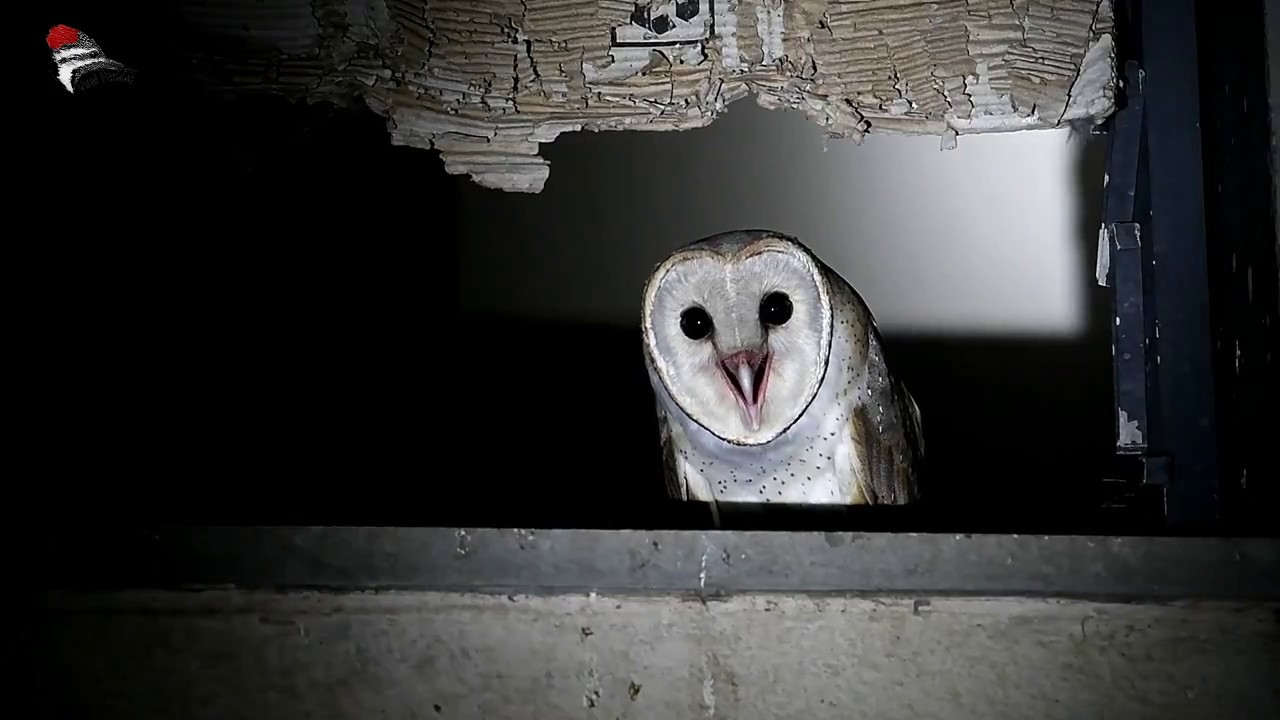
[19,2,1216,534]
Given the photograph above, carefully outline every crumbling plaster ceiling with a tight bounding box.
[173,0,1118,192]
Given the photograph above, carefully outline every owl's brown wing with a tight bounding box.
[654,403,722,526]
[850,327,924,505]
[655,403,687,501]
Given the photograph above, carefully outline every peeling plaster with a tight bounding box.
[1118,407,1143,447]
[172,0,1118,192]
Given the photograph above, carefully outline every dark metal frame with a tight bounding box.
[1101,0,1278,531]
[33,527,1280,602]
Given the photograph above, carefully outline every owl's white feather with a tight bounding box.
[642,230,923,509]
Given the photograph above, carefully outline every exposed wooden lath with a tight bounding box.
[169,0,1118,192]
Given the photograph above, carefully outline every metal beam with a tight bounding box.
[1138,0,1221,525]
[1102,60,1152,457]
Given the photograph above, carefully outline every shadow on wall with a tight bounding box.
[458,103,1101,338]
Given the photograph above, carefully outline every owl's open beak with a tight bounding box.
[719,348,771,431]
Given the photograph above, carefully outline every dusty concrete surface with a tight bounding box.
[37,590,1279,720]
[168,0,1118,192]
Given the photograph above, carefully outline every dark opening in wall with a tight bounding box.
[24,83,1136,533]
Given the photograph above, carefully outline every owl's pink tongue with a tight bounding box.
[721,349,769,431]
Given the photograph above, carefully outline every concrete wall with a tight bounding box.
[37,590,1279,720]
[31,528,1280,720]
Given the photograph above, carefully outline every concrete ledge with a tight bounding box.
[32,528,1280,719]
[35,589,1280,720]
[39,527,1280,601]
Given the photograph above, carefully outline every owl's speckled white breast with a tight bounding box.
[668,362,862,505]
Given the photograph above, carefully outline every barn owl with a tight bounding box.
[641,230,923,518]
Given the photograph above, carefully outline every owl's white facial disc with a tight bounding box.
[643,234,833,446]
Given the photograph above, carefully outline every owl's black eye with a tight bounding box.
[679,306,714,340]
[759,291,793,327]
